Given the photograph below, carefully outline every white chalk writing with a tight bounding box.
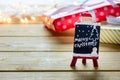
[74,40,97,48]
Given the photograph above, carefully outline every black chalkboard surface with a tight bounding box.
[73,23,100,57]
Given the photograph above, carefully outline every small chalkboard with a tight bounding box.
[73,23,100,57]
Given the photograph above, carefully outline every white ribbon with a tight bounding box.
[48,0,104,16]
[107,16,120,25]
[48,0,118,16]
[107,0,119,7]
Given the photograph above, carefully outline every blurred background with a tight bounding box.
[0,0,119,23]
[0,0,106,16]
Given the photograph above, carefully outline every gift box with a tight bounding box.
[42,1,120,32]
[100,22,120,44]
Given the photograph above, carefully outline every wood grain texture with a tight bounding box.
[0,24,119,45]
[0,24,74,37]
[0,24,119,36]
[0,52,120,71]
[0,23,119,79]
[0,37,119,52]
[0,72,120,80]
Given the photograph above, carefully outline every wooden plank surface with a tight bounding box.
[0,72,120,80]
[0,24,119,36]
[0,24,119,80]
[0,24,75,37]
[0,52,120,71]
[0,37,119,52]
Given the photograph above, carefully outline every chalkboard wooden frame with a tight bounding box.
[70,22,100,67]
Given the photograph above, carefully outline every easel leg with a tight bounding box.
[82,58,86,65]
[93,58,98,67]
[70,57,77,67]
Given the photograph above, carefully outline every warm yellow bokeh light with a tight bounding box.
[31,16,36,21]
[7,17,12,23]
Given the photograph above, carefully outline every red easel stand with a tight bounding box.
[70,56,98,67]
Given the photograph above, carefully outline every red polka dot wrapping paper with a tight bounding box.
[42,2,120,32]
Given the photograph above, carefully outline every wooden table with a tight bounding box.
[0,24,120,80]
